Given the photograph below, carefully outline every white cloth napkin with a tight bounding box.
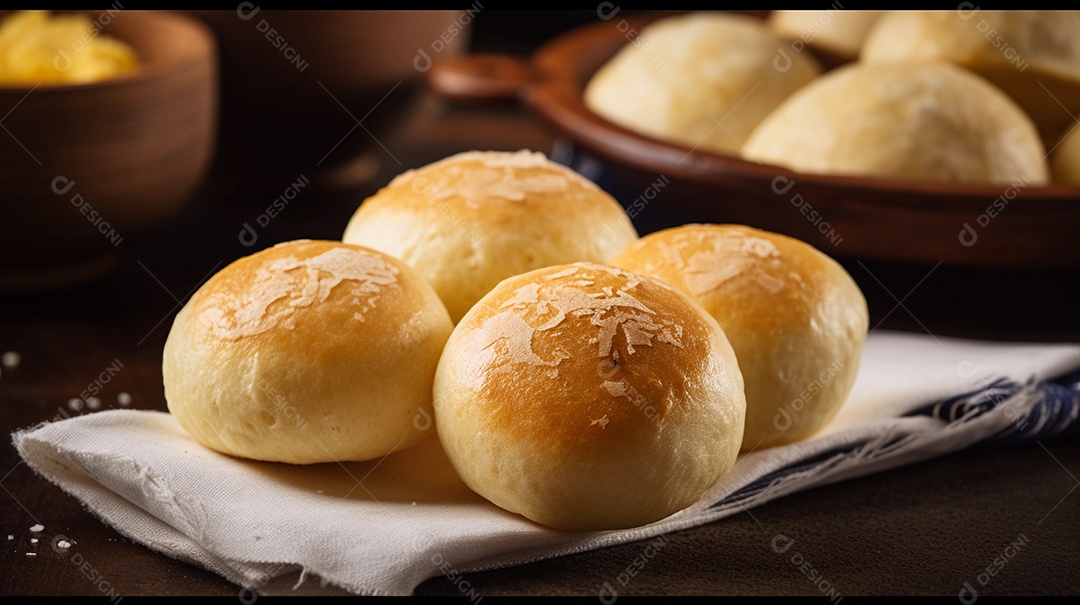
[13,331,1080,596]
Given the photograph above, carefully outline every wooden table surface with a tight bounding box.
[3,11,1080,598]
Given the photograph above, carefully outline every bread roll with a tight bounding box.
[342,150,638,324]
[584,12,820,154]
[611,225,867,451]
[434,262,745,530]
[742,61,1049,185]
[163,240,453,464]
[1052,125,1080,185]
[768,10,884,63]
[861,10,1080,140]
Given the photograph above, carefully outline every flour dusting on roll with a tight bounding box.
[433,262,745,530]
[163,239,453,464]
[613,225,868,451]
[343,150,638,324]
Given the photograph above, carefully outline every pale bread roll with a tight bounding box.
[342,150,638,324]
[1052,125,1080,185]
[163,240,453,464]
[584,12,820,154]
[742,61,1049,185]
[769,10,885,62]
[611,225,868,450]
[434,262,746,530]
[861,10,1080,140]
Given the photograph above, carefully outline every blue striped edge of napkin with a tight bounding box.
[712,370,1080,510]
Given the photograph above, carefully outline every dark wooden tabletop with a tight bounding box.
[3,11,1080,598]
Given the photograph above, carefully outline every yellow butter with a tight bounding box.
[0,11,138,85]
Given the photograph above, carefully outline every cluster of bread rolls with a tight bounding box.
[163,150,868,530]
[585,11,1080,185]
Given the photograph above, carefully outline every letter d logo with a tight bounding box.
[238,222,258,247]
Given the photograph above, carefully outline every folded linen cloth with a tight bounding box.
[13,331,1080,596]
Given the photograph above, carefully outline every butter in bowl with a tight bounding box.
[0,10,217,293]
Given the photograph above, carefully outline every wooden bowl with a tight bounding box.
[0,10,217,293]
[190,10,470,190]
[429,14,1080,269]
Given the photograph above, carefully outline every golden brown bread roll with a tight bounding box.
[163,240,453,464]
[611,225,868,451]
[742,61,1049,185]
[584,11,821,154]
[342,150,638,323]
[433,262,746,530]
[861,10,1080,140]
